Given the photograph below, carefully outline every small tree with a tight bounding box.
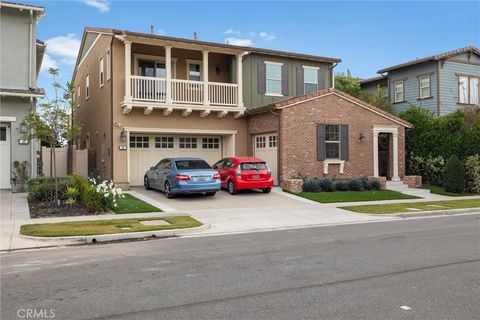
[443,155,465,193]
[335,70,362,97]
[22,68,81,205]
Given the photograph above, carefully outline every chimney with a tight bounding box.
[150,25,154,35]
[194,32,198,41]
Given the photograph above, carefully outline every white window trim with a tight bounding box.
[106,48,111,81]
[394,80,404,103]
[458,75,479,104]
[99,55,104,88]
[85,74,90,100]
[303,65,319,93]
[419,76,431,99]
[76,85,80,108]
[186,59,202,81]
[265,61,283,96]
[133,54,177,78]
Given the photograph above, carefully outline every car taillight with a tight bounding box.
[235,166,241,178]
[267,167,272,177]
[175,174,190,181]
[212,173,220,180]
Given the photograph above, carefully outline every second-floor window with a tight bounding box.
[85,74,90,99]
[303,67,319,94]
[458,75,479,105]
[266,62,282,96]
[99,56,104,88]
[188,62,201,81]
[381,86,388,98]
[394,80,404,103]
[419,76,431,99]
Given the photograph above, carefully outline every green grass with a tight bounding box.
[294,190,420,203]
[114,194,162,214]
[341,199,480,214]
[420,184,474,197]
[20,216,201,237]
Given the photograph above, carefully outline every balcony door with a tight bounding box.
[138,60,166,100]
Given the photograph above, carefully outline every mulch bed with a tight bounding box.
[28,199,106,219]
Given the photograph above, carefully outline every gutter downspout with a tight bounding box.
[110,36,114,181]
[330,63,339,88]
[29,10,33,88]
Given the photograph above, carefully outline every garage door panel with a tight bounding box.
[129,135,222,186]
[254,133,278,185]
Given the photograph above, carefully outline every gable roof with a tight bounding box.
[377,46,480,74]
[82,27,341,64]
[359,75,387,86]
[247,88,412,128]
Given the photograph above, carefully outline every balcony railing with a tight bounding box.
[130,76,239,107]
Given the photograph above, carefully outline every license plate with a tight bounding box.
[195,177,206,182]
[251,174,260,180]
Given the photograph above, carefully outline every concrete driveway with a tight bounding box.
[129,187,396,235]
[130,186,306,211]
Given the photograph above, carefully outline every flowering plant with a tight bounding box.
[89,177,125,209]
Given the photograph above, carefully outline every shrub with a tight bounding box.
[335,179,350,191]
[348,178,364,191]
[443,155,466,193]
[65,187,79,206]
[359,177,372,190]
[303,178,322,192]
[370,179,383,191]
[73,174,106,212]
[465,155,480,194]
[27,176,76,203]
[407,154,445,185]
[318,176,335,192]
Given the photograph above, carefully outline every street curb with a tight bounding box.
[397,208,480,218]
[17,223,210,244]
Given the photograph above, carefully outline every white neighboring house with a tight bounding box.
[0,1,45,190]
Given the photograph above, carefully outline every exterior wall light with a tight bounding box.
[120,130,127,142]
[359,132,367,143]
[19,122,28,133]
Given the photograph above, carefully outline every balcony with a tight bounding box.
[119,38,247,118]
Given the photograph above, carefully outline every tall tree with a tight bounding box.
[22,68,81,205]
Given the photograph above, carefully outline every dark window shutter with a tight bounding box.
[258,62,266,94]
[340,124,349,161]
[318,69,325,90]
[296,66,304,96]
[316,123,326,161]
[281,65,289,96]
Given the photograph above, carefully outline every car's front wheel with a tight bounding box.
[205,192,216,197]
[164,181,175,199]
[227,180,237,195]
[144,176,151,190]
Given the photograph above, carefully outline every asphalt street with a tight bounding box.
[1,214,479,320]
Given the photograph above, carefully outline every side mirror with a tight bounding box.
[212,165,217,169]
[150,166,156,171]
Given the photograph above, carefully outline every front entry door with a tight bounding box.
[0,125,11,189]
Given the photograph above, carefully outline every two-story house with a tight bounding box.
[73,27,411,188]
[360,46,480,116]
[0,1,45,189]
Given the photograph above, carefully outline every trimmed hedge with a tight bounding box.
[27,176,76,203]
[443,155,465,193]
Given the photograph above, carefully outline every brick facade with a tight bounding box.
[247,91,408,183]
[404,175,422,188]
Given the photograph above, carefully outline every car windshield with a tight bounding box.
[240,162,268,170]
[175,160,212,170]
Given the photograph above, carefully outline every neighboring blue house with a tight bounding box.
[360,46,480,116]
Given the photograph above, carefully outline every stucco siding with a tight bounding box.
[0,7,37,90]
[242,54,332,110]
[388,62,438,115]
[439,59,480,115]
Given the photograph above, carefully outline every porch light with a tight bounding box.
[359,132,367,143]
[19,122,28,133]
[120,130,127,142]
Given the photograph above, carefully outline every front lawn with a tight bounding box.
[114,194,162,214]
[341,199,480,214]
[420,184,474,197]
[294,190,420,203]
[20,216,201,237]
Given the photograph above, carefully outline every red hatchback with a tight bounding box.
[213,157,274,195]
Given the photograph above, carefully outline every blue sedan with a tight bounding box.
[144,157,221,198]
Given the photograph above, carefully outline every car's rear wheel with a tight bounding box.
[205,192,216,197]
[164,181,175,199]
[144,176,151,190]
[227,180,237,195]
[263,187,272,194]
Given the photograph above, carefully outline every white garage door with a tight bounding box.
[254,133,278,185]
[0,125,11,189]
[129,135,223,186]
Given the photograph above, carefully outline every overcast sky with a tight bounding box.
[30,0,480,100]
